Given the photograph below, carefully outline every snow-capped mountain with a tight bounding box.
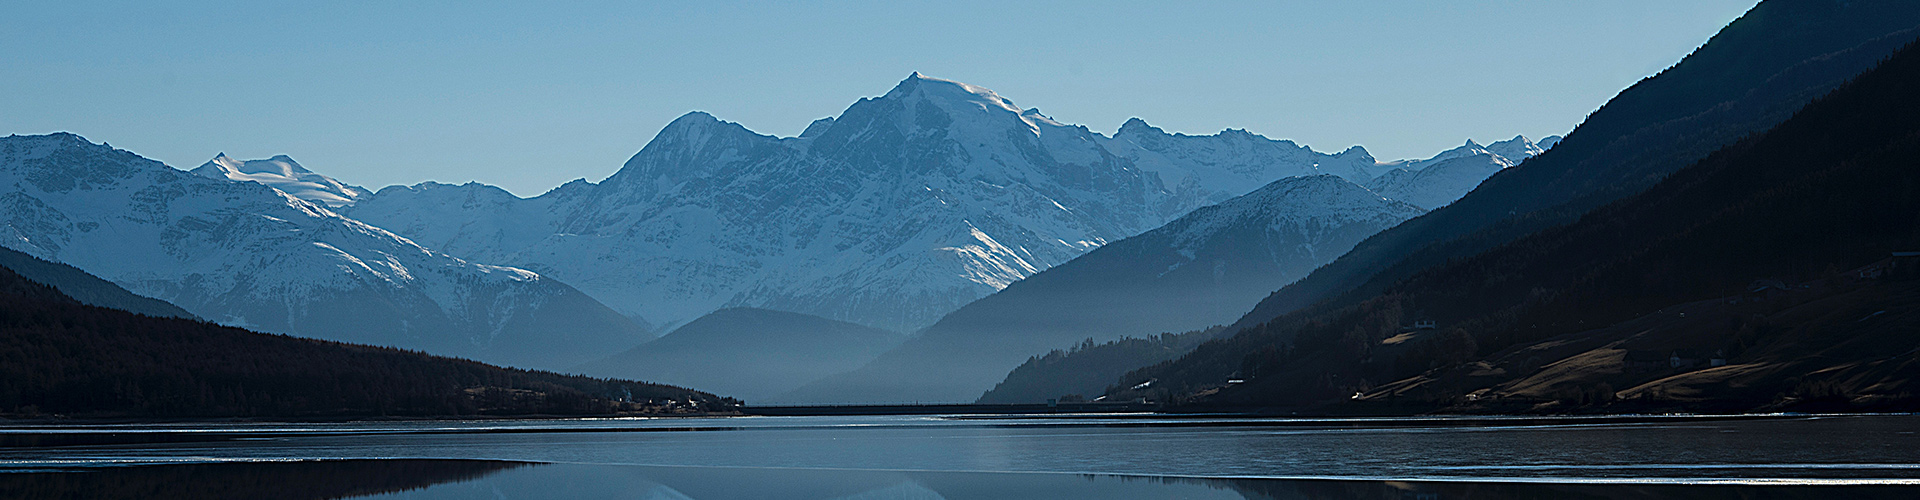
[0,133,652,369]
[785,175,1426,403]
[192,153,371,207]
[1097,118,1388,209]
[1365,136,1556,210]
[350,73,1408,333]
[1484,134,1555,164]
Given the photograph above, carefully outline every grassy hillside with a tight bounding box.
[1233,0,1920,331]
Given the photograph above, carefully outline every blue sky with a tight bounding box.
[3,1,1759,196]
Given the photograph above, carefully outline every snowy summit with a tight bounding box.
[192,153,371,207]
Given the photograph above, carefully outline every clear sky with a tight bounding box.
[3,1,1760,196]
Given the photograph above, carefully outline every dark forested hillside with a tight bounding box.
[0,264,735,418]
[1111,38,1920,414]
[1231,0,1920,332]
[978,326,1225,404]
[0,246,197,320]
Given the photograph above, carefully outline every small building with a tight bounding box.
[1414,319,1437,330]
[1893,251,1920,278]
[1624,350,1669,372]
[1742,279,1790,302]
[1670,349,1720,369]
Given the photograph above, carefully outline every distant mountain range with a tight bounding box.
[5,0,1915,418]
[0,134,652,370]
[577,308,904,403]
[5,76,1549,402]
[344,74,1545,335]
[1365,137,1548,210]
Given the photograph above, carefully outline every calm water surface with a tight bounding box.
[3,413,1919,498]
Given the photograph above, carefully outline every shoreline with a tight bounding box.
[0,412,1891,450]
[0,409,1883,430]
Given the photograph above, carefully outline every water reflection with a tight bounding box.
[0,459,523,500]
[13,414,1920,482]
[6,460,1918,500]
[6,415,1920,498]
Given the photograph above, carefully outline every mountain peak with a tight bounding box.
[213,154,307,176]
[882,73,1022,114]
[1485,135,1536,149]
[188,153,364,206]
[1335,145,1375,162]
[668,110,720,126]
[1484,135,1548,167]
[196,153,243,177]
[650,111,739,141]
[1116,117,1165,137]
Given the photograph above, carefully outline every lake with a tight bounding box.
[3,413,1919,498]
